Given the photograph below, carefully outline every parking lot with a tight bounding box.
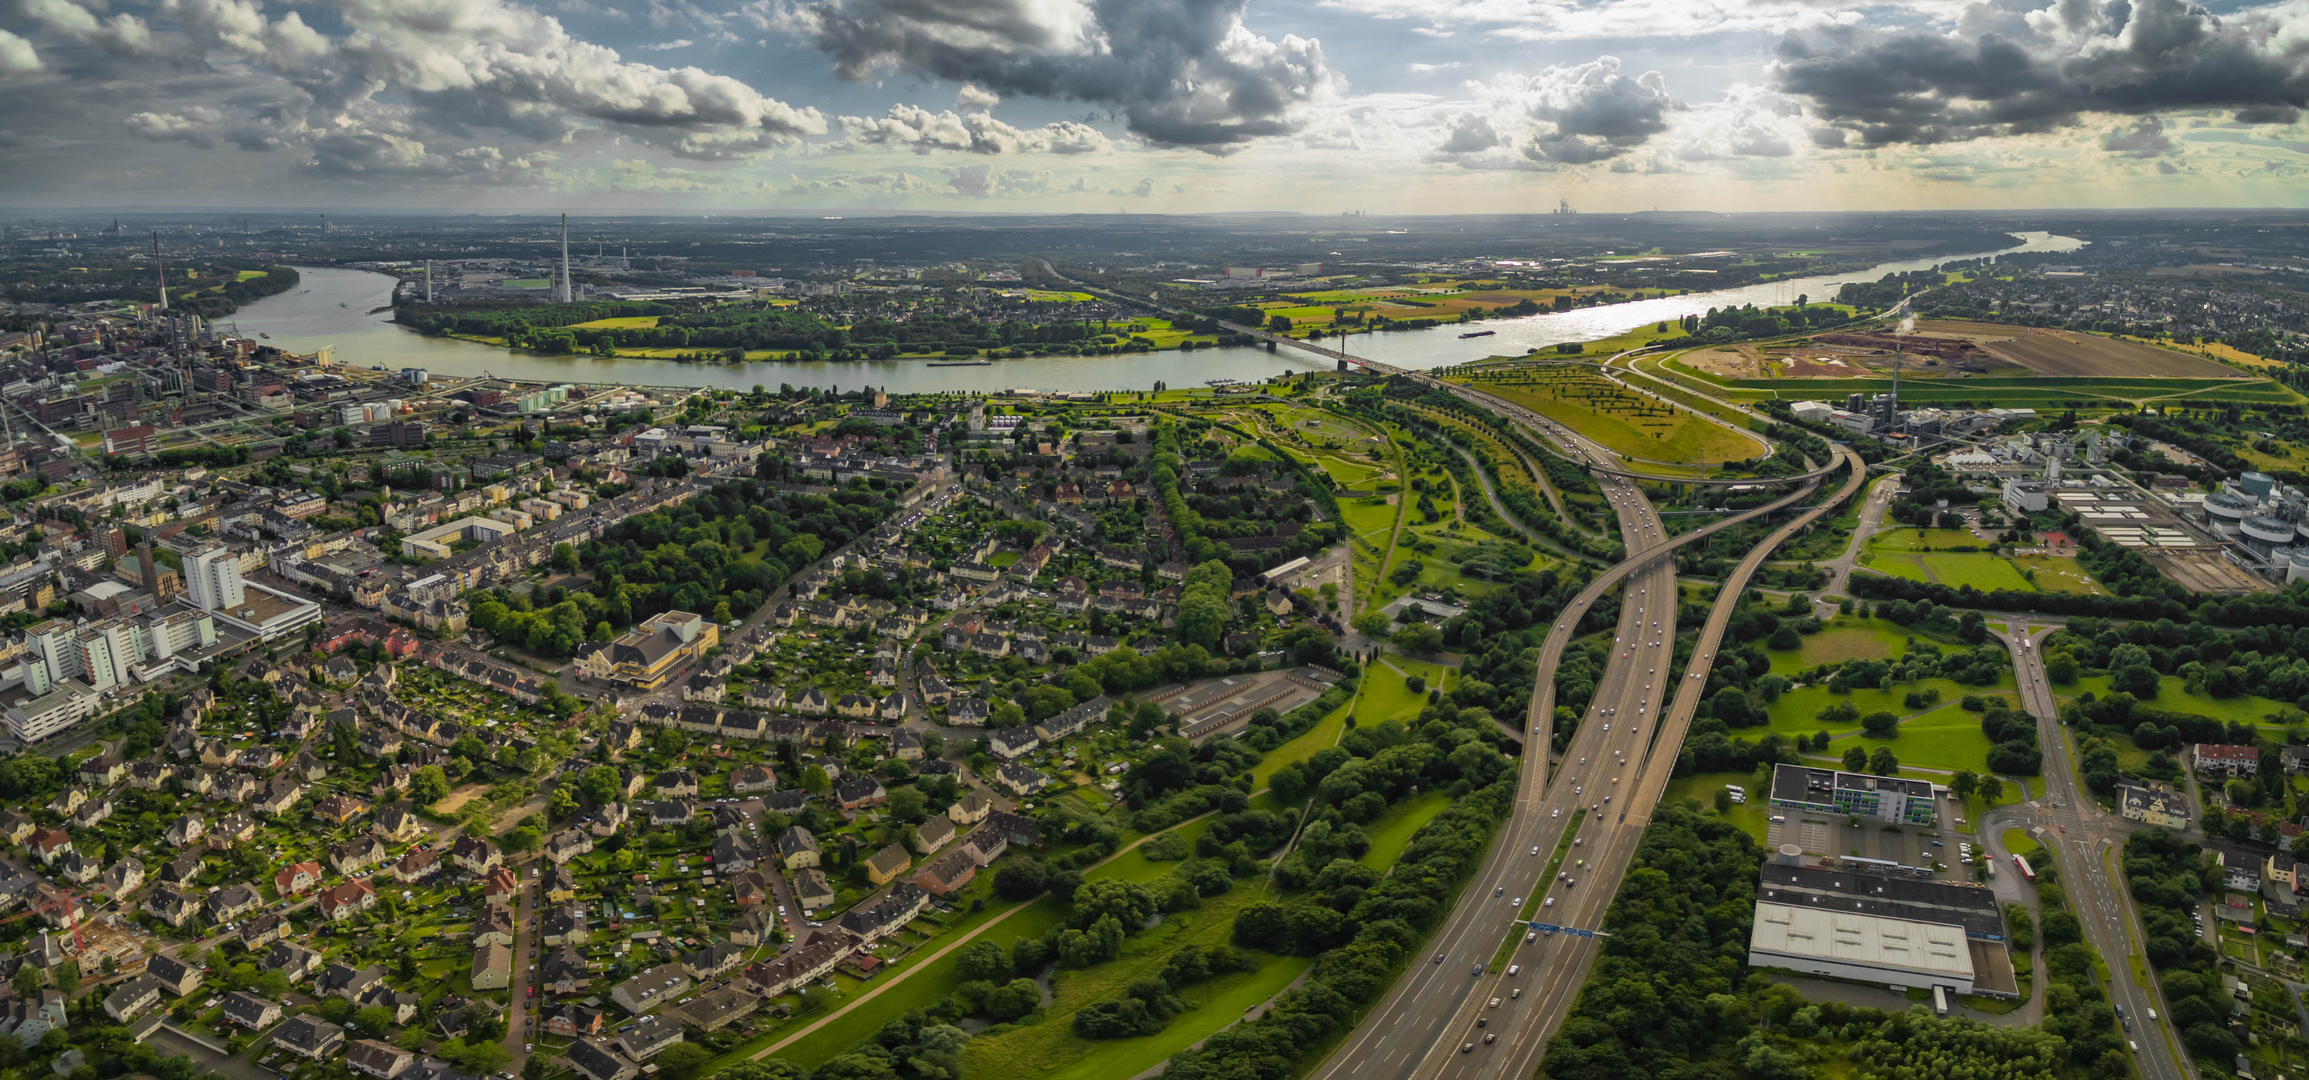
[1765,798,1983,883]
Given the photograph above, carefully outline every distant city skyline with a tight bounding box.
[1,0,2306,212]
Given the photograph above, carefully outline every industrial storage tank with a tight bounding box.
[2288,548,2309,584]
[2206,491,2251,533]
[2243,515,2297,556]
[2242,472,2277,498]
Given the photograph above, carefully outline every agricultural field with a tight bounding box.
[1911,320,2242,378]
[1720,373,2297,407]
[1453,369,1767,464]
[571,315,661,329]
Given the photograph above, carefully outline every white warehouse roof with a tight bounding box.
[1749,901,1973,982]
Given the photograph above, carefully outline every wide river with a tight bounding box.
[232,231,2083,394]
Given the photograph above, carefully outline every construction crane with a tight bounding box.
[0,885,93,957]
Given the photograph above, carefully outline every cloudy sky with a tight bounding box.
[3,0,2308,212]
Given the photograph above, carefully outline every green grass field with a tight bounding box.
[2061,674,2294,728]
[1767,674,2019,747]
[1355,661,1439,727]
[235,269,270,281]
[1340,497,1398,540]
[1467,379,1767,465]
[958,881,1307,1080]
[1317,455,1386,487]
[1919,554,2037,592]
[1360,791,1454,869]
[1251,699,1350,791]
[1766,617,1915,675]
[1869,527,1989,552]
[1839,701,2001,775]
[1660,771,1770,844]
[2009,555,2110,595]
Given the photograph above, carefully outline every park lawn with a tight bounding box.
[1353,662,1432,728]
[1862,553,1932,583]
[760,892,1057,1071]
[1766,617,1914,675]
[1096,816,1228,886]
[959,887,1302,1080]
[2010,554,2110,595]
[1661,771,1771,845]
[1470,380,1766,465]
[1869,527,1991,552]
[1034,956,1314,1080]
[571,315,660,329]
[1317,455,1386,488]
[2059,674,2293,727]
[235,269,270,280]
[1340,497,1398,540]
[1766,674,2019,742]
[1360,792,1454,870]
[755,793,1270,1073]
[987,552,1021,568]
[1840,701,2000,775]
[1920,554,2037,592]
[1251,700,1351,791]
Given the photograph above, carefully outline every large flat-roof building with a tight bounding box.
[576,612,717,691]
[1748,901,1976,994]
[1768,764,1942,827]
[400,517,520,560]
[1758,862,2008,942]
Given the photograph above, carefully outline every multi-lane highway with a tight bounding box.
[1399,446,1862,1080]
[1308,407,1859,1080]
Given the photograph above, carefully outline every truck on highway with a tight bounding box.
[2013,855,2035,882]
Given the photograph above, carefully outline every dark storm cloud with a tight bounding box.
[1773,0,2309,147]
[773,0,1336,148]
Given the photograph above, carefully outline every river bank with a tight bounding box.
[229,232,2083,394]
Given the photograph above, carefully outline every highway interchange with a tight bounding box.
[1040,264,2201,1080]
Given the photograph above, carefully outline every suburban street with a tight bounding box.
[1984,622,2196,1080]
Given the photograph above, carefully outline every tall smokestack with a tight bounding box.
[425,260,433,303]
[559,214,572,303]
[153,231,167,312]
[138,541,164,601]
